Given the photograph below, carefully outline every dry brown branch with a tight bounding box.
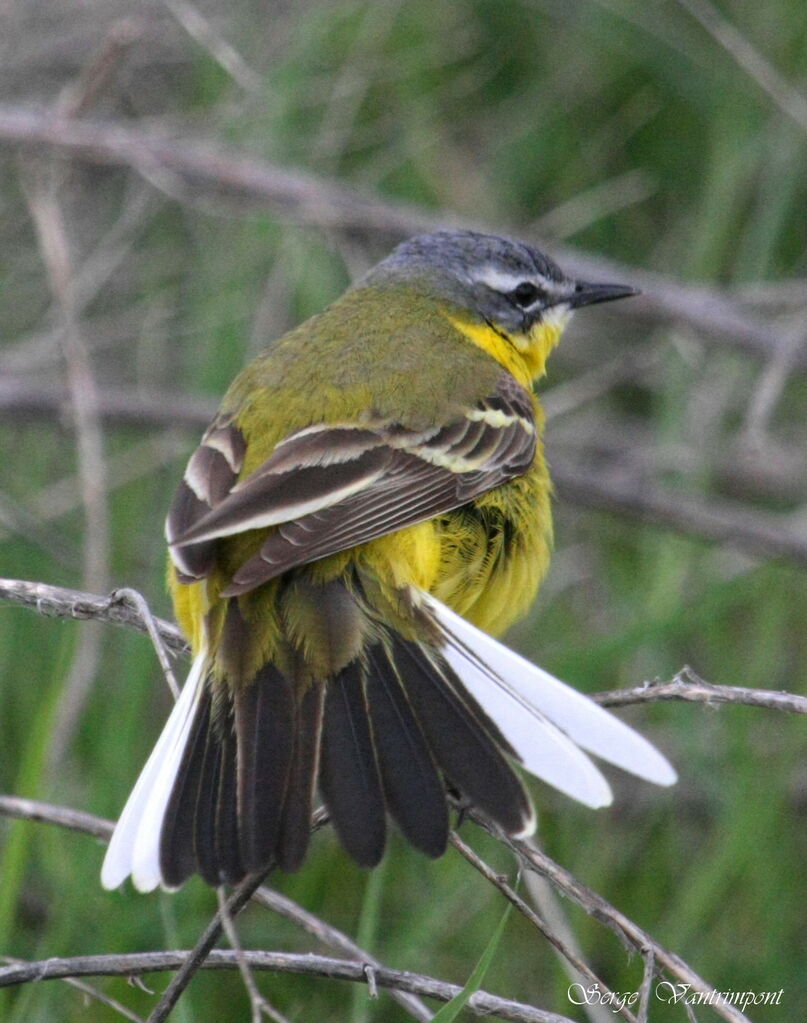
[0,578,188,656]
[595,665,807,715]
[146,809,332,1022]
[741,317,807,444]
[448,832,637,1023]
[0,378,217,429]
[0,794,112,840]
[114,587,181,699]
[163,0,261,93]
[56,19,145,118]
[143,872,265,1023]
[553,460,807,567]
[521,871,617,1023]
[22,156,111,767]
[674,0,807,134]
[0,950,572,1023]
[474,819,753,1023]
[0,105,800,362]
[216,887,284,1023]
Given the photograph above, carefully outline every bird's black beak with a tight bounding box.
[569,280,640,309]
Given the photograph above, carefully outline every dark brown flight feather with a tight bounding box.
[167,419,246,580]
[365,643,449,858]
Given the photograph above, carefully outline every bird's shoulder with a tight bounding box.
[218,284,518,471]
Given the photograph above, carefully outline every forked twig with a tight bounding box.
[449,832,638,1023]
[471,819,754,1023]
[146,872,269,1023]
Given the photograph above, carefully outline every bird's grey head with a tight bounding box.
[360,229,637,334]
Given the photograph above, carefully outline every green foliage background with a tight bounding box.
[1,0,806,1019]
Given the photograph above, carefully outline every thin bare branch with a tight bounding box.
[0,578,188,657]
[0,794,112,840]
[216,887,283,1023]
[0,378,217,429]
[472,820,754,1023]
[674,0,807,134]
[530,169,656,240]
[595,665,807,715]
[637,949,655,1023]
[163,0,262,93]
[146,872,269,1023]
[56,19,145,118]
[553,460,807,567]
[0,950,575,1023]
[113,588,181,700]
[0,105,793,360]
[742,316,807,445]
[22,155,111,767]
[449,833,637,1023]
[522,871,618,1023]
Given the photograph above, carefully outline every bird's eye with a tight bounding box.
[509,281,542,307]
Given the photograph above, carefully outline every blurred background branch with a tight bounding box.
[1,0,805,1020]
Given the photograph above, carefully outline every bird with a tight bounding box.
[101,229,675,893]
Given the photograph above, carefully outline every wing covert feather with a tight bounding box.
[168,375,537,593]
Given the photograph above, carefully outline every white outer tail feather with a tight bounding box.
[101,650,206,892]
[419,591,676,808]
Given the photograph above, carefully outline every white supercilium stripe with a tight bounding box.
[101,650,206,892]
[419,592,677,793]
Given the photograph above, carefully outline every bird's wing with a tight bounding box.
[167,374,536,592]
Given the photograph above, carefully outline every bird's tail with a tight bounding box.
[101,584,675,892]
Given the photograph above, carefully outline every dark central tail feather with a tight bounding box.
[235,664,295,874]
[391,637,533,836]
[158,626,534,886]
[318,629,533,863]
[319,659,387,867]
[364,642,449,857]
[275,682,325,871]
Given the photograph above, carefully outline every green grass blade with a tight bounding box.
[431,899,513,1022]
